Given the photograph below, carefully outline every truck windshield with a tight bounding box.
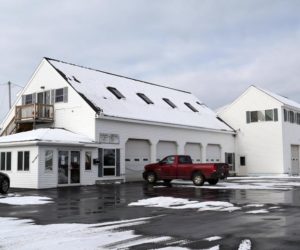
[178,156,193,164]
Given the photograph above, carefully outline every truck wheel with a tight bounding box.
[146,172,157,184]
[192,173,205,186]
[0,178,9,194]
[208,179,218,185]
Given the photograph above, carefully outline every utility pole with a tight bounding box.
[8,81,11,109]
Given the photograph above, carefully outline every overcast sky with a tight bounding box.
[1,0,300,122]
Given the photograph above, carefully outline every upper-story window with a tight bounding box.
[163,98,177,108]
[137,93,154,104]
[284,108,300,125]
[246,109,278,123]
[25,94,33,104]
[107,87,125,99]
[184,102,198,112]
[54,87,68,103]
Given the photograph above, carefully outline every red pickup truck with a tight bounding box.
[143,155,229,186]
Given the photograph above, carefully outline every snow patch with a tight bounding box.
[0,196,53,205]
[0,216,173,249]
[204,236,222,241]
[244,204,264,208]
[246,209,269,214]
[238,239,252,250]
[129,197,240,212]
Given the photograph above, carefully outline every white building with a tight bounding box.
[218,85,300,176]
[0,58,235,188]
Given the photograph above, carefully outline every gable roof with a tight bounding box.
[0,128,95,145]
[255,86,300,110]
[45,58,233,132]
[218,85,300,115]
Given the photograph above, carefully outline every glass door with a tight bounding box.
[103,149,116,176]
[70,151,80,183]
[58,151,69,184]
[58,150,81,185]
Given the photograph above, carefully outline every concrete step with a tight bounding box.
[95,178,125,185]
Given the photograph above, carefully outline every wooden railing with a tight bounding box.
[15,104,54,123]
[0,117,16,136]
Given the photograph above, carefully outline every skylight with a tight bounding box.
[184,102,198,112]
[137,93,154,104]
[107,87,125,99]
[163,98,177,108]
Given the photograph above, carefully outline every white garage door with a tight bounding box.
[125,139,151,182]
[156,141,177,161]
[185,143,202,163]
[206,144,221,163]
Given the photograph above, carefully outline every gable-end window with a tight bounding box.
[55,88,64,102]
[297,113,300,125]
[163,98,177,108]
[85,151,92,170]
[107,87,125,99]
[55,87,68,103]
[137,93,154,104]
[250,111,258,122]
[45,150,53,171]
[25,94,33,104]
[184,102,198,112]
[289,111,295,123]
[284,109,288,122]
[265,109,274,121]
[18,151,30,171]
[0,152,11,171]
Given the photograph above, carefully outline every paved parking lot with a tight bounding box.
[1,178,300,249]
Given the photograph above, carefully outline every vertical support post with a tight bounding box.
[8,81,11,109]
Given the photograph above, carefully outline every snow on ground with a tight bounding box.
[171,178,300,190]
[204,236,222,241]
[0,216,174,250]
[0,196,53,205]
[129,197,241,212]
[245,209,269,214]
[238,239,252,250]
[129,196,282,216]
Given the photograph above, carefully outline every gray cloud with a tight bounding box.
[1,0,300,122]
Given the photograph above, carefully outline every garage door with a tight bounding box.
[156,141,177,161]
[125,139,151,182]
[206,144,221,163]
[184,143,202,163]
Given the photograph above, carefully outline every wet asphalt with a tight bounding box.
[1,181,300,249]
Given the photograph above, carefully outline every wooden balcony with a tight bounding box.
[15,104,54,124]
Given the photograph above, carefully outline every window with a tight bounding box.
[178,156,192,164]
[107,87,125,99]
[163,98,177,108]
[289,111,295,123]
[184,102,198,112]
[161,156,175,164]
[25,94,33,104]
[18,151,30,171]
[265,109,274,121]
[45,150,53,171]
[284,109,288,122]
[250,111,258,122]
[55,88,64,102]
[297,113,300,125]
[103,149,116,176]
[85,152,92,170]
[137,93,154,104]
[240,156,246,166]
[0,153,10,171]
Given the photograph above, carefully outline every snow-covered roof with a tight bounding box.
[256,86,300,110]
[46,58,233,132]
[0,128,96,145]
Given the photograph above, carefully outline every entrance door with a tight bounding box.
[58,150,81,185]
[291,145,299,175]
